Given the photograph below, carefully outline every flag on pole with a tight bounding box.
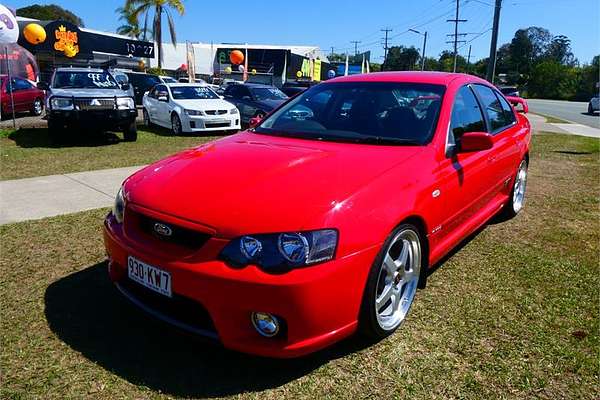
[186,41,196,83]
[361,54,365,74]
[366,59,370,73]
[344,53,349,76]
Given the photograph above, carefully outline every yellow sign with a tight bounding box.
[313,59,322,82]
[54,25,79,58]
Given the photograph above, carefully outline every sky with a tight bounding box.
[7,0,600,64]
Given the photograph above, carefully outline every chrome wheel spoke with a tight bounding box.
[374,228,421,331]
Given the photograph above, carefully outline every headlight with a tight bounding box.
[116,97,135,110]
[220,229,338,271]
[113,187,125,223]
[50,97,73,110]
[230,108,239,114]
[185,109,204,116]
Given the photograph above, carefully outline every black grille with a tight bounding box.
[119,277,217,336]
[205,122,231,128]
[137,214,211,249]
[205,110,228,115]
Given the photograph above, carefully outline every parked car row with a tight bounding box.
[0,74,45,117]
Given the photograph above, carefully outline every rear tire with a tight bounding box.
[499,158,528,220]
[588,103,594,115]
[359,224,424,340]
[31,98,43,116]
[123,120,138,142]
[143,108,152,127]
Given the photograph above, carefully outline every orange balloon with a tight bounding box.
[230,50,244,65]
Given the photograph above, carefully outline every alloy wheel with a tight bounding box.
[374,228,421,331]
[171,114,182,135]
[512,160,528,213]
[33,99,42,115]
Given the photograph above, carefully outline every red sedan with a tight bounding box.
[0,75,44,117]
[104,72,531,358]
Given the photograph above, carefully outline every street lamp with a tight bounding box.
[409,28,428,71]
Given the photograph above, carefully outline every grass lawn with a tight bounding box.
[0,126,224,180]
[1,133,598,399]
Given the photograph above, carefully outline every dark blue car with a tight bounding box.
[223,83,288,124]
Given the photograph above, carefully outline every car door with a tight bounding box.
[471,84,521,195]
[16,78,37,111]
[153,84,171,126]
[6,78,27,111]
[436,85,495,247]
[144,86,158,120]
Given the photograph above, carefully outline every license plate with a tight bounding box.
[206,119,228,124]
[127,256,172,297]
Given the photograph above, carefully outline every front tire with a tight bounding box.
[171,113,182,135]
[359,224,423,340]
[500,158,528,219]
[588,103,595,115]
[123,120,138,142]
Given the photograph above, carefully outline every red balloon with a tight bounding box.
[230,50,244,65]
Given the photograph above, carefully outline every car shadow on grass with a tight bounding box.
[141,123,238,138]
[8,128,121,148]
[44,261,372,398]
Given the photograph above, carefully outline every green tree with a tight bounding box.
[125,0,185,69]
[116,3,143,39]
[438,50,467,72]
[528,61,579,99]
[385,46,420,71]
[16,4,84,26]
[545,35,577,66]
[574,55,600,101]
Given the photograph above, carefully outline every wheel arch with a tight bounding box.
[394,214,430,288]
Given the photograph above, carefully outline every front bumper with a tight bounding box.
[182,113,240,132]
[103,211,378,358]
[48,109,137,129]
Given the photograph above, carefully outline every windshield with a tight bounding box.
[53,71,118,89]
[250,87,288,101]
[255,82,445,145]
[171,86,219,100]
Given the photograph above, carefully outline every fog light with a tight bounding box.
[251,312,280,337]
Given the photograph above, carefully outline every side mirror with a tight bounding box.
[121,83,130,91]
[37,81,49,90]
[158,95,168,102]
[249,115,263,128]
[458,132,494,153]
[505,96,528,113]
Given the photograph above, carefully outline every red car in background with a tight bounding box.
[103,72,531,358]
[0,75,44,117]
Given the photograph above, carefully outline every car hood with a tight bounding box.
[254,98,286,111]
[174,98,234,111]
[49,88,131,98]
[125,131,423,237]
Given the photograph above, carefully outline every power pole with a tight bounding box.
[381,28,392,71]
[466,44,472,73]
[486,0,502,82]
[351,40,361,56]
[409,29,428,71]
[447,0,467,72]
[330,46,335,59]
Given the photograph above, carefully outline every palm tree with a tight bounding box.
[124,0,185,69]
[116,4,142,39]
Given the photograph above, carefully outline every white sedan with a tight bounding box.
[142,83,241,134]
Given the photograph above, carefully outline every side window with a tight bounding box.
[15,78,32,90]
[240,87,251,99]
[473,84,513,133]
[496,92,517,125]
[450,86,486,138]
[226,85,239,98]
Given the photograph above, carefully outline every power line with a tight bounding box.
[350,40,361,55]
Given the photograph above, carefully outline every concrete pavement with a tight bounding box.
[528,112,600,138]
[0,165,142,225]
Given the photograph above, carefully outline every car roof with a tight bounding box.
[165,83,209,87]
[55,67,106,73]
[326,71,488,86]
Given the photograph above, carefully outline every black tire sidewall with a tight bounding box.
[123,121,137,142]
[358,223,423,340]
